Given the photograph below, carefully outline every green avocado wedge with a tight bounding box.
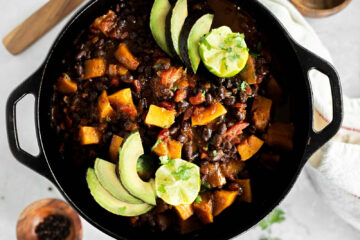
[94,158,143,204]
[166,0,188,58]
[118,131,156,205]
[179,12,214,73]
[86,169,153,216]
[150,0,172,56]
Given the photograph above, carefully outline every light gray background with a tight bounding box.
[0,0,359,239]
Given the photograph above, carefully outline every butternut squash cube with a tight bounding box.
[152,141,169,157]
[108,88,137,117]
[174,204,194,221]
[114,43,140,70]
[213,190,238,216]
[192,102,227,126]
[97,91,115,121]
[109,135,124,162]
[240,55,256,84]
[108,64,128,76]
[251,96,272,132]
[79,126,101,145]
[192,193,213,224]
[237,135,264,161]
[264,122,294,151]
[167,139,183,159]
[145,105,176,128]
[236,179,252,203]
[84,58,106,79]
[56,74,77,94]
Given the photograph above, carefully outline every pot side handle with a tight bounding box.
[294,43,343,159]
[6,67,53,182]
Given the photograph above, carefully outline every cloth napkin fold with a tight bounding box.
[257,0,360,230]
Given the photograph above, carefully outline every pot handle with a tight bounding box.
[294,43,343,159]
[6,67,53,181]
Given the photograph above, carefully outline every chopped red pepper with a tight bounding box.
[223,122,249,140]
[189,92,206,105]
[174,89,187,102]
[161,67,183,86]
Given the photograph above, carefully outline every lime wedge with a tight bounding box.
[155,158,200,205]
[199,26,249,78]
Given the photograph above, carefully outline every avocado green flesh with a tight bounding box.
[86,169,153,216]
[150,0,172,56]
[188,14,214,73]
[94,158,143,204]
[171,0,188,57]
[118,132,156,205]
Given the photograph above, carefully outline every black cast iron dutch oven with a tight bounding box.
[6,0,343,239]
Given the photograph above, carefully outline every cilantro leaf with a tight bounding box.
[250,52,261,58]
[200,36,212,50]
[171,165,193,181]
[213,150,217,156]
[158,184,166,193]
[172,86,178,91]
[151,139,162,151]
[195,195,202,204]
[202,182,211,189]
[258,209,285,230]
[238,81,248,92]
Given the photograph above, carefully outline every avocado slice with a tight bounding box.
[150,0,172,56]
[94,158,143,204]
[166,0,188,58]
[179,12,214,73]
[118,131,156,205]
[86,169,153,216]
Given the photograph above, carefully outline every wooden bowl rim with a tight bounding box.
[290,0,352,18]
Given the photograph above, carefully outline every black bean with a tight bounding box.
[213,134,223,148]
[182,121,191,131]
[76,50,86,61]
[235,111,246,121]
[130,32,137,40]
[225,79,233,89]
[94,49,106,58]
[239,91,248,103]
[95,38,104,48]
[183,143,193,160]
[217,123,227,135]
[217,77,225,85]
[205,93,213,105]
[223,97,236,106]
[202,127,212,142]
[177,133,188,143]
[227,121,235,128]
[169,124,180,136]
[127,15,136,24]
[177,101,189,114]
[211,150,224,162]
[75,64,84,76]
[138,98,147,113]
[223,141,232,151]
[218,86,226,100]
[120,75,133,84]
[144,66,152,77]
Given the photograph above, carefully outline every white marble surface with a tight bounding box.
[0,0,359,239]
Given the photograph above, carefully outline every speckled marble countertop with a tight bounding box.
[0,0,359,239]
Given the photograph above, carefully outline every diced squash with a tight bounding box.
[84,58,106,79]
[108,88,137,117]
[236,179,252,203]
[97,91,115,121]
[251,96,272,132]
[153,139,182,159]
[91,10,117,36]
[263,122,294,151]
[108,64,128,76]
[109,135,124,162]
[192,102,227,126]
[178,216,201,235]
[56,74,77,94]
[240,55,256,84]
[213,190,238,216]
[201,162,226,188]
[221,160,245,180]
[145,105,176,128]
[174,204,194,221]
[167,139,182,159]
[114,43,140,70]
[153,141,169,157]
[79,126,101,145]
[192,192,213,224]
[237,135,264,161]
[266,75,282,105]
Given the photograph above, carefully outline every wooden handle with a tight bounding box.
[3,0,84,55]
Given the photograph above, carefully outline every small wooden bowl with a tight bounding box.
[16,199,82,240]
[290,0,352,18]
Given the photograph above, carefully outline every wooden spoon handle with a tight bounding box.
[2,0,84,55]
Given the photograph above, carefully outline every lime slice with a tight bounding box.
[155,158,200,205]
[199,26,249,78]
